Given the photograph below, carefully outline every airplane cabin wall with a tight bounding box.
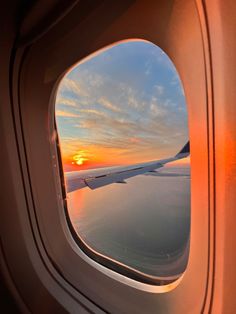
[0,0,236,313]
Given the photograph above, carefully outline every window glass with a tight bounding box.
[55,41,190,284]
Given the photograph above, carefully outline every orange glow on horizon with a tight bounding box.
[61,148,190,172]
[169,156,190,167]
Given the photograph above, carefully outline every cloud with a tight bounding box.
[127,95,140,109]
[56,110,80,118]
[73,108,181,146]
[78,109,109,118]
[99,97,122,113]
[150,103,165,117]
[154,85,164,96]
[56,96,77,107]
[59,78,88,97]
[88,73,104,87]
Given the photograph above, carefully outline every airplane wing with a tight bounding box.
[144,172,190,177]
[65,142,190,193]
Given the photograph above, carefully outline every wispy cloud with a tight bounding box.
[99,97,122,113]
[154,85,164,96]
[78,109,109,118]
[60,78,88,97]
[55,41,188,165]
[56,96,77,107]
[56,110,80,118]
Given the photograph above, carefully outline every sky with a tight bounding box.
[55,40,189,171]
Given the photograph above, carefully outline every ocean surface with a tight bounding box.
[66,165,190,278]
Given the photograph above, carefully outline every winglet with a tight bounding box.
[175,141,190,157]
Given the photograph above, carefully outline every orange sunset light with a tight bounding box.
[62,147,111,171]
[72,154,88,165]
[61,146,190,172]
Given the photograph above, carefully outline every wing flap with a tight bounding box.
[85,163,163,190]
[145,172,190,177]
[66,177,87,192]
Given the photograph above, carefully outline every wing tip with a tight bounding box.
[176,141,190,156]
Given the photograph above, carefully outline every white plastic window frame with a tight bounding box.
[13,1,214,313]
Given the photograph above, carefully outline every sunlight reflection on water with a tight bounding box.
[67,166,190,277]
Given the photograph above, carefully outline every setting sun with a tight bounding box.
[72,153,88,165]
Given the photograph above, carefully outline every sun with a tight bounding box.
[76,158,84,165]
[72,153,88,166]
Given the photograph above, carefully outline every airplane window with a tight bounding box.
[55,41,190,285]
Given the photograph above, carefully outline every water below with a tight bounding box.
[67,166,190,278]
